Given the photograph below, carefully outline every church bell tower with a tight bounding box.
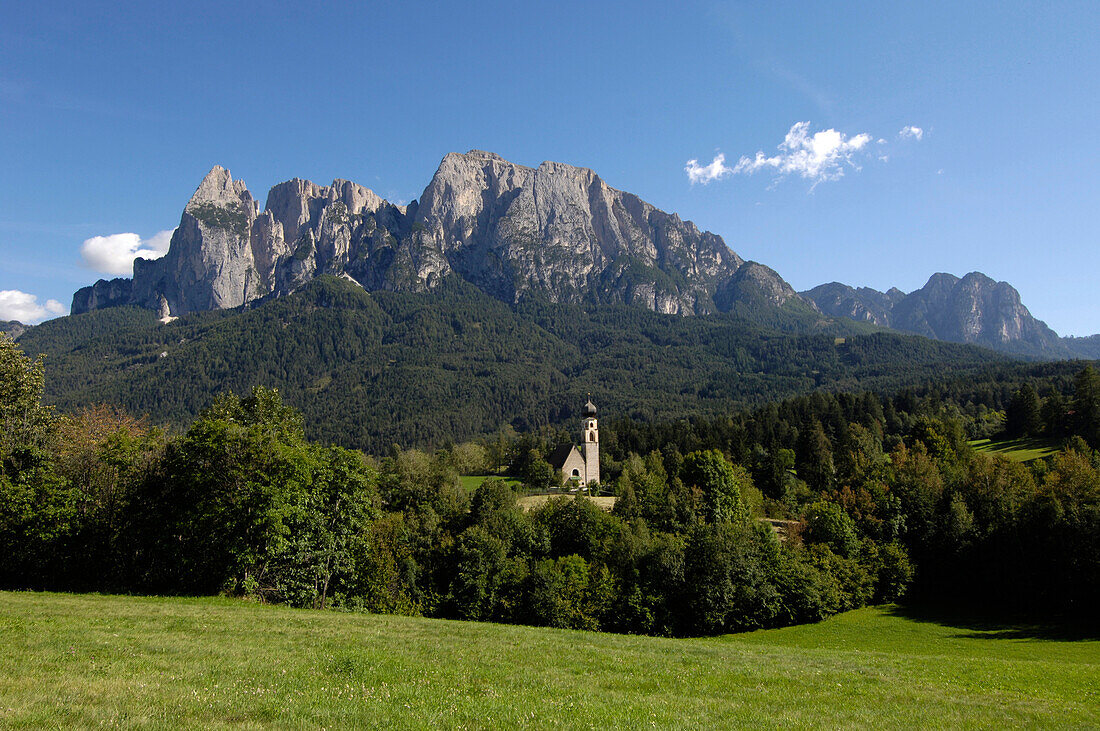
[582,398,599,486]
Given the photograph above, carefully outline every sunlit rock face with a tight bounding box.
[802,272,1066,356]
[74,151,808,320]
[409,150,744,312]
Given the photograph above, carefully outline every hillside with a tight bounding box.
[21,276,1015,452]
[2,593,1096,728]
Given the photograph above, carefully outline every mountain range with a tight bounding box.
[801,274,1099,359]
[71,151,803,322]
[65,150,1093,360]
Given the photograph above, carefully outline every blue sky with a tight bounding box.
[2,0,1097,335]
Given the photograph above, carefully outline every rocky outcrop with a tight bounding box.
[801,272,1068,357]
[74,166,409,317]
[715,261,799,311]
[134,166,267,315]
[0,320,27,339]
[71,277,132,315]
[799,282,903,327]
[69,151,802,320]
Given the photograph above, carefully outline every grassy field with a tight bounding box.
[1,593,1097,729]
[969,437,1062,462]
[457,474,523,493]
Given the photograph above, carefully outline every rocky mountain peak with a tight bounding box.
[409,151,747,311]
[72,151,797,323]
[802,270,1068,357]
[187,165,254,211]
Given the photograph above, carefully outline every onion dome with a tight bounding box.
[584,399,597,417]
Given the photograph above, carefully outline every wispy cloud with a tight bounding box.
[685,153,733,184]
[80,229,175,276]
[0,290,66,323]
[688,121,924,189]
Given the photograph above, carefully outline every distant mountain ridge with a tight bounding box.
[72,151,801,323]
[801,273,1089,358]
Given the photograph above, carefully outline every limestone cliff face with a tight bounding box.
[892,272,1060,350]
[74,166,409,316]
[72,151,796,320]
[801,272,1066,356]
[408,151,743,312]
[127,166,264,315]
[71,277,133,314]
[61,153,1099,358]
[262,176,412,295]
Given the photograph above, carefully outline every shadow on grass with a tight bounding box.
[886,602,1100,642]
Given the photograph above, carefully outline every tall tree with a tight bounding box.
[1005,384,1042,438]
[1041,390,1067,437]
[0,334,54,472]
[796,420,835,493]
[1072,366,1100,448]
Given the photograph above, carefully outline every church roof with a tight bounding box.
[584,399,597,417]
[547,443,580,469]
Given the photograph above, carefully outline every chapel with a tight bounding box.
[548,399,600,488]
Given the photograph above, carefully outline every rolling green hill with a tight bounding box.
[18,276,1018,452]
[1,592,1096,728]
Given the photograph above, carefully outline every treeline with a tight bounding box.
[600,366,1100,617]
[2,332,1098,634]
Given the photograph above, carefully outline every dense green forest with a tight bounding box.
[2,332,1097,634]
[15,275,1061,453]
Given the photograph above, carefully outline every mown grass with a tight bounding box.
[1,592,1096,728]
[457,474,523,493]
[969,437,1062,462]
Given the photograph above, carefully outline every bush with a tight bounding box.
[802,501,859,558]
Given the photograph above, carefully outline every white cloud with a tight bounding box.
[80,229,175,276]
[899,125,924,140]
[0,290,67,323]
[731,122,873,188]
[685,153,734,184]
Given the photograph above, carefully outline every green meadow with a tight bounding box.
[1,592,1096,729]
[457,474,524,493]
[968,437,1062,462]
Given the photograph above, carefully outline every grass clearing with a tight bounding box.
[1,592,1096,728]
[968,437,1062,462]
[457,474,523,493]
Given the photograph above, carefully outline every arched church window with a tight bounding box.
[572,469,580,477]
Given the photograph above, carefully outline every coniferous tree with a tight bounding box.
[1072,366,1100,448]
[796,420,835,493]
[1041,390,1067,436]
[1005,384,1042,438]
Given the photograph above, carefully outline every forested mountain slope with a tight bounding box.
[23,276,1019,452]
